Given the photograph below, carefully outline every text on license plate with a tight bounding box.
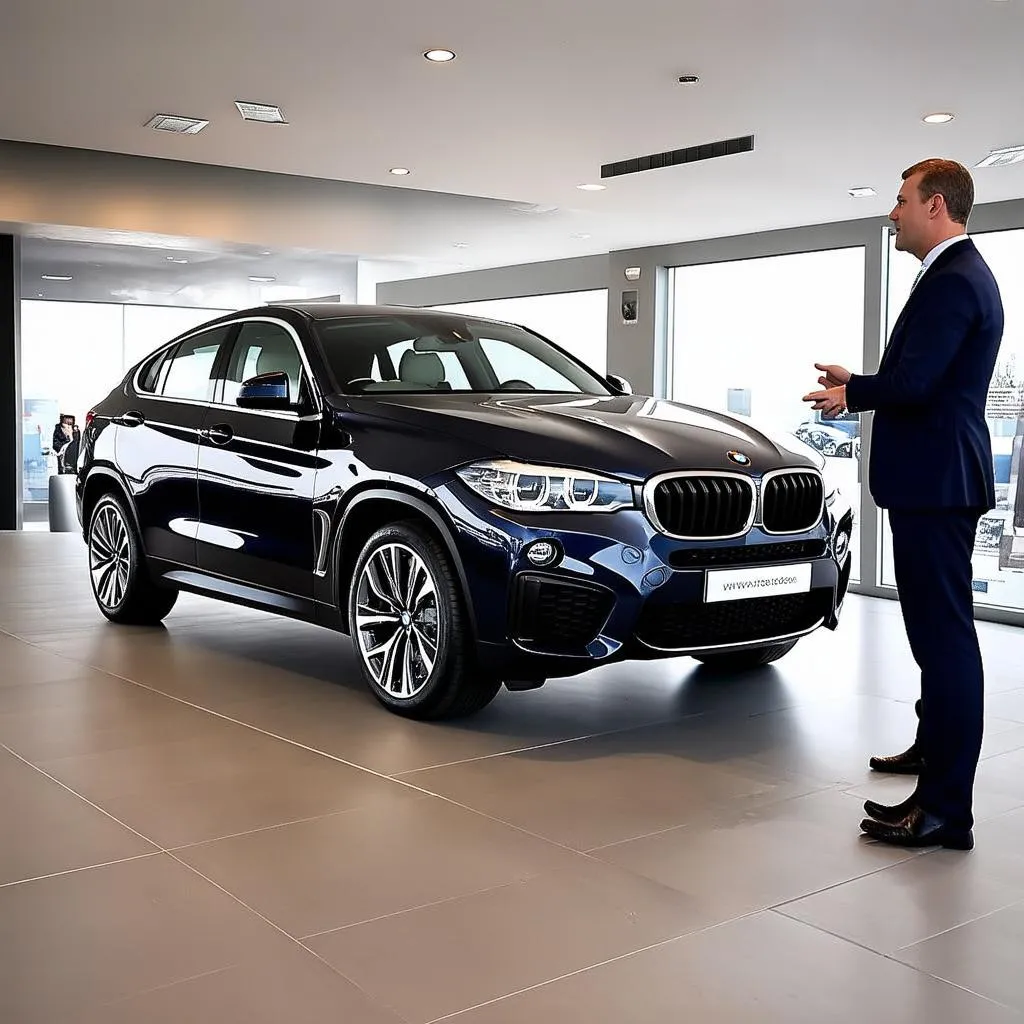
[704,563,812,604]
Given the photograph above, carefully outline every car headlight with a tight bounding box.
[456,460,635,512]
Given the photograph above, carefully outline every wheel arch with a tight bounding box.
[331,488,479,641]
[81,468,142,541]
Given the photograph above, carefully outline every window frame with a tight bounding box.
[212,319,318,414]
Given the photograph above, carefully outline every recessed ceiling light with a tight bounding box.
[577,183,606,191]
[259,250,272,256]
[848,187,877,198]
[165,256,189,264]
[235,100,288,124]
[248,275,276,283]
[423,49,456,62]
[976,144,1024,168]
[389,167,411,176]
[923,112,955,124]
[452,242,469,249]
[144,113,209,134]
[41,274,72,281]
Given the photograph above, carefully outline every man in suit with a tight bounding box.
[803,158,1004,850]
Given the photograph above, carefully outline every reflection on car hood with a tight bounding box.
[348,393,823,480]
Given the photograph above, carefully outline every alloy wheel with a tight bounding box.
[89,503,132,611]
[355,542,440,700]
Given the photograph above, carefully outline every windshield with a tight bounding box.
[313,314,612,397]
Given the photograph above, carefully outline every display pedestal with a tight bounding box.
[48,474,78,533]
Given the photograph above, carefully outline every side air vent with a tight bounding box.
[601,135,754,180]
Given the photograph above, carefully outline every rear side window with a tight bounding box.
[137,348,171,394]
[159,326,233,402]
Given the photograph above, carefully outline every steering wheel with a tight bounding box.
[497,379,535,391]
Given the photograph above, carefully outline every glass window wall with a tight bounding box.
[431,290,608,374]
[880,227,1024,612]
[670,248,866,580]
[20,301,231,527]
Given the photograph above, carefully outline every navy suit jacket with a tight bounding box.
[846,238,1004,510]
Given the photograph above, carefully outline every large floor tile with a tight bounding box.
[71,941,404,1024]
[0,853,292,1024]
[0,674,227,762]
[987,689,1024,725]
[592,788,922,921]
[895,900,1024,1014]
[445,910,1022,1024]
[308,857,709,1024]
[779,842,1024,954]
[406,721,826,852]
[176,796,584,939]
[0,746,156,885]
[37,725,421,848]
[0,632,90,687]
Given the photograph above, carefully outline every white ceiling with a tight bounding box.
[4,0,1024,272]
[19,235,361,307]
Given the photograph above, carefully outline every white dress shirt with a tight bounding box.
[920,233,970,273]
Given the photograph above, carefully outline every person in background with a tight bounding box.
[52,414,80,474]
[802,158,1004,851]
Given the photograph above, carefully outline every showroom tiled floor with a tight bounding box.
[2,532,1024,1022]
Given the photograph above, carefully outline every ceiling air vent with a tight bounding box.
[976,145,1024,168]
[235,100,288,124]
[144,114,209,135]
[601,134,754,179]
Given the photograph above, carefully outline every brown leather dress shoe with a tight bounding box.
[863,792,917,825]
[860,805,973,850]
[868,743,923,775]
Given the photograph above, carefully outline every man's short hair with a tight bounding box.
[902,158,975,225]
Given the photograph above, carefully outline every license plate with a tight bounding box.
[705,563,812,603]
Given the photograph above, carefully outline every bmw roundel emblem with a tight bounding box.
[727,450,751,467]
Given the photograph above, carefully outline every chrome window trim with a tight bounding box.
[758,467,826,536]
[642,470,758,541]
[130,315,324,421]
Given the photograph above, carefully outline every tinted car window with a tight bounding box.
[219,321,307,406]
[160,326,232,401]
[314,315,611,396]
[137,347,171,393]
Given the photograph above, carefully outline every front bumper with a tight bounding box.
[436,482,854,678]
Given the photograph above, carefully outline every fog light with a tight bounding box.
[834,529,850,562]
[525,540,560,567]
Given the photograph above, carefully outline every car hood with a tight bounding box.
[344,392,823,480]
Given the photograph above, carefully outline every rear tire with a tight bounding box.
[692,639,798,672]
[348,520,501,720]
[87,493,178,625]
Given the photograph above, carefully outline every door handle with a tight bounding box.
[113,411,144,427]
[202,424,233,445]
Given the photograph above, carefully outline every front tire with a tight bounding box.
[88,493,178,625]
[692,639,799,672]
[348,521,501,720]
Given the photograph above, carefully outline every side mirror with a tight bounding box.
[237,371,291,410]
[606,373,633,395]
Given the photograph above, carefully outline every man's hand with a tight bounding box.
[803,384,847,416]
[814,363,852,388]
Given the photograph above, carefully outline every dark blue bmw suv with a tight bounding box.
[77,304,853,719]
